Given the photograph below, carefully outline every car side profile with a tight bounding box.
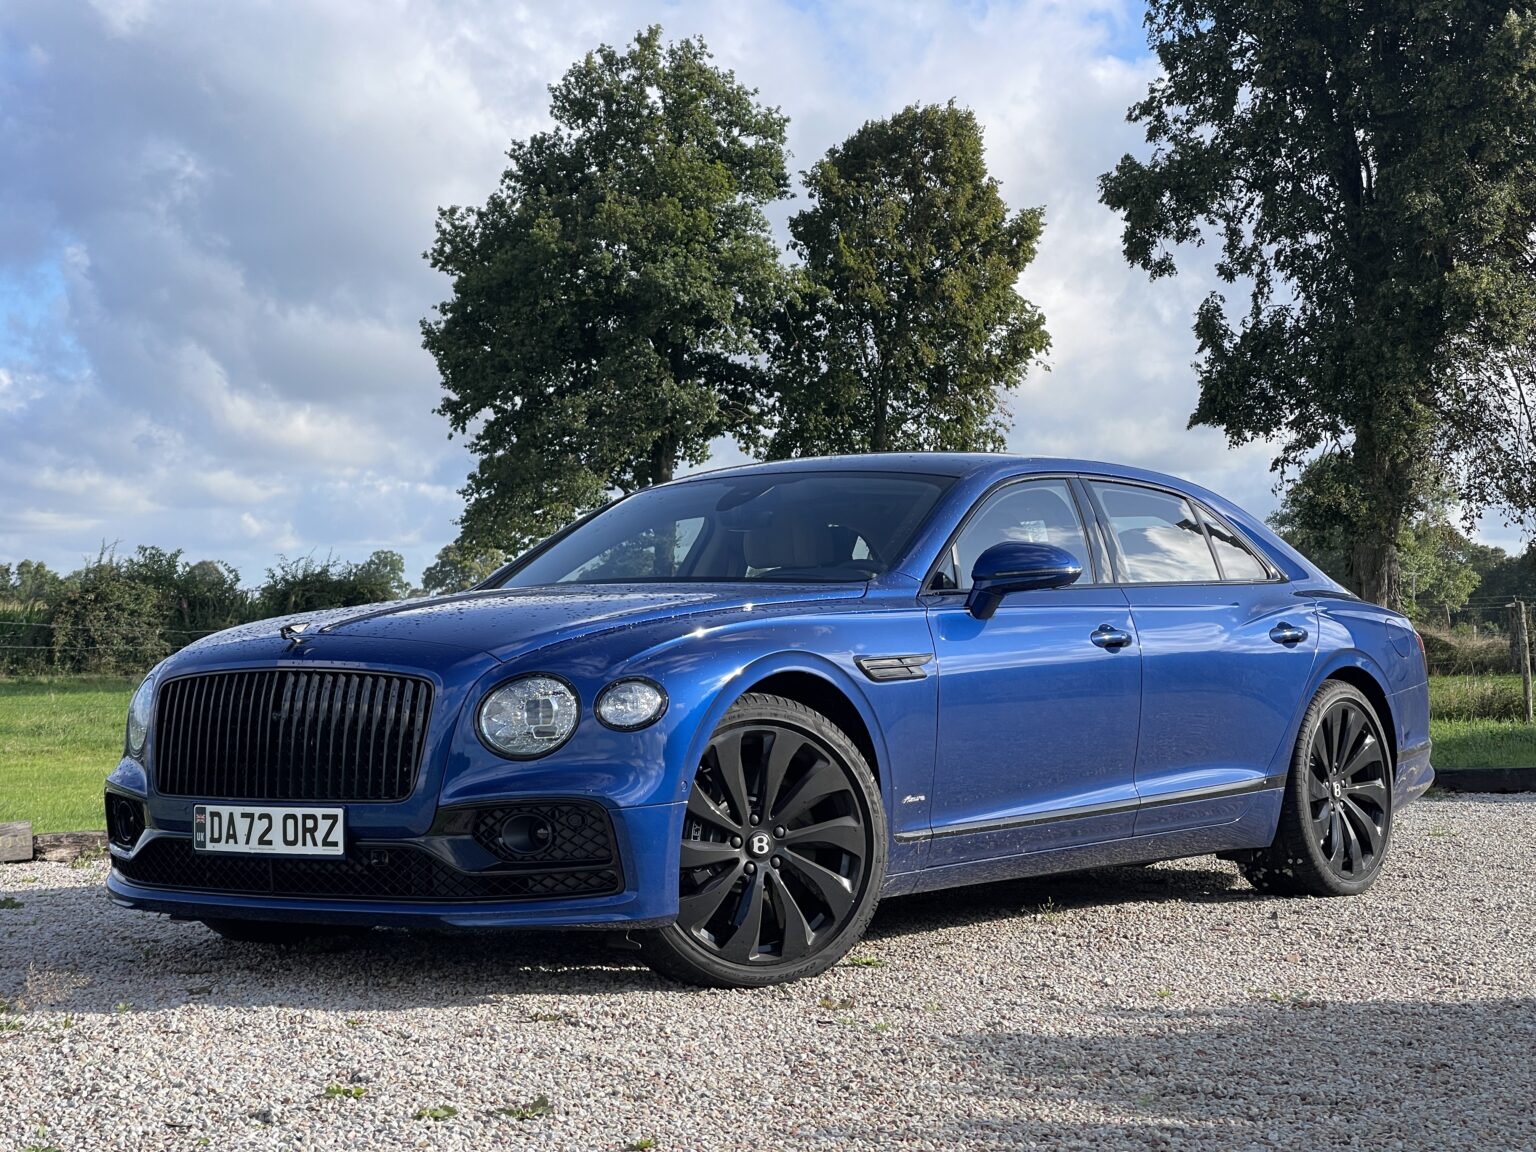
[105,454,1433,987]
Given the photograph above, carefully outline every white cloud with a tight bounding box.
[1,0,1522,587]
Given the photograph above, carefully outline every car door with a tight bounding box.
[1083,479,1320,835]
[923,477,1142,866]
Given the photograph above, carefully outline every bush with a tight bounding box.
[256,550,409,617]
[1430,675,1530,722]
[50,562,171,675]
[1419,628,1513,676]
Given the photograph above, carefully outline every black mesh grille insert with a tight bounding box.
[154,670,433,802]
[114,838,622,902]
[471,802,616,865]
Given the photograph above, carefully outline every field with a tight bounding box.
[0,675,1530,834]
[0,677,134,834]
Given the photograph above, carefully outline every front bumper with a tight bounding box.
[105,798,685,930]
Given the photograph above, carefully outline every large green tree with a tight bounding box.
[762,103,1049,457]
[424,27,789,549]
[420,542,510,596]
[1101,2,1536,610]
[1271,454,1492,623]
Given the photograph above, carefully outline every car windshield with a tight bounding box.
[497,471,954,586]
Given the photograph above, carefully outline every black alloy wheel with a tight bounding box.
[640,693,886,987]
[1242,680,1393,897]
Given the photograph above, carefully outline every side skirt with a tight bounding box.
[881,787,1284,898]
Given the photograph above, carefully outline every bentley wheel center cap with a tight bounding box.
[748,832,773,858]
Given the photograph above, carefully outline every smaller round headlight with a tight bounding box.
[595,678,668,731]
[126,675,156,759]
[478,675,580,759]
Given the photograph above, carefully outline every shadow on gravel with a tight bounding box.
[865,860,1261,943]
[0,860,1260,1012]
[930,996,1536,1149]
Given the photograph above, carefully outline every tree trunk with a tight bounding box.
[649,433,675,487]
[1350,425,1413,612]
[871,381,888,453]
[1353,531,1403,610]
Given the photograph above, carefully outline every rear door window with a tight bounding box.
[1090,482,1220,584]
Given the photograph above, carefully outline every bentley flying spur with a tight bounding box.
[106,455,1432,986]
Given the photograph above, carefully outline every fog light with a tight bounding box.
[498,813,554,855]
[106,794,145,848]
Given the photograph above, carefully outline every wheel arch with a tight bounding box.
[677,653,891,812]
[743,670,882,791]
[1320,662,1398,771]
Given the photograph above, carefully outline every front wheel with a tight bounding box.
[1242,680,1393,897]
[640,694,886,987]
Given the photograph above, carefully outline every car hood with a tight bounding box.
[182,583,868,666]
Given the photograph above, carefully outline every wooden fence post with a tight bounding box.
[1513,599,1535,726]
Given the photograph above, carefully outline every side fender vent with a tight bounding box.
[855,654,932,683]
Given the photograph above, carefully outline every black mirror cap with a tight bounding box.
[965,542,1082,619]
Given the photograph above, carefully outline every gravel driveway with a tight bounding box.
[2,793,1532,1152]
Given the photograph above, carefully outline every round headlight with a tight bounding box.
[126,675,156,759]
[595,678,668,731]
[478,675,579,759]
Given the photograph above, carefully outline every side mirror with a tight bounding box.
[966,541,1082,620]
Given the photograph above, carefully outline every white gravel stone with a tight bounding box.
[1,793,1532,1151]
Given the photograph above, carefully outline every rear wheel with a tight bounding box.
[1242,680,1393,897]
[640,694,886,987]
[200,919,368,945]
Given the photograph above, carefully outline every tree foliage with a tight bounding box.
[1101,1,1536,609]
[2,546,415,674]
[761,103,1049,457]
[50,551,172,675]
[420,543,510,596]
[0,559,66,607]
[1271,455,1492,622]
[423,26,789,551]
[120,546,246,635]
[256,551,409,617]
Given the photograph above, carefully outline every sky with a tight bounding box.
[1,0,1526,589]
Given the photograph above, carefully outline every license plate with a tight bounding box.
[193,805,345,857]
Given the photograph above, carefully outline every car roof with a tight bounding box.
[674,453,1329,586]
[674,452,1205,492]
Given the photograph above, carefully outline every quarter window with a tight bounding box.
[948,479,1092,591]
[1202,512,1270,581]
[1091,482,1220,584]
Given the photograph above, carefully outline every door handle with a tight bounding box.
[1270,622,1309,646]
[1091,625,1133,650]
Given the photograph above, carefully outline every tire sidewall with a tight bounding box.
[1283,680,1394,896]
[644,693,888,988]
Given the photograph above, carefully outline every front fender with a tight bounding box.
[674,648,896,816]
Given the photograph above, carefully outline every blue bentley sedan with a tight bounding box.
[106,455,1433,986]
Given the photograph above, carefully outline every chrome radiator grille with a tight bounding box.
[153,669,433,802]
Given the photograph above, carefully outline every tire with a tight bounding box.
[639,693,887,988]
[200,919,368,946]
[1241,680,1393,897]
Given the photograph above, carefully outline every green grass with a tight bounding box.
[1429,718,1536,770]
[0,672,1530,836]
[1428,674,1530,722]
[1427,674,1536,768]
[0,678,134,833]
